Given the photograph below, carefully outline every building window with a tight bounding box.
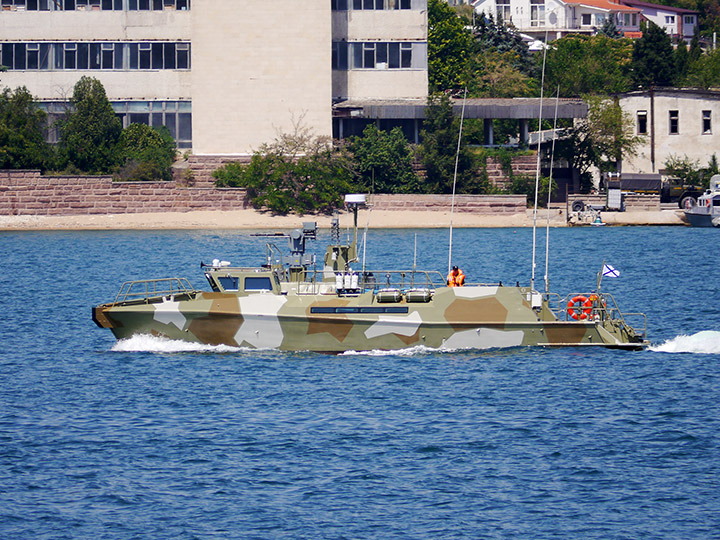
[669,110,679,134]
[340,0,409,10]
[665,15,675,24]
[530,0,545,27]
[332,42,348,70]
[703,110,711,134]
[684,15,695,25]
[0,0,188,9]
[2,41,190,70]
[348,42,417,69]
[637,110,647,135]
[496,0,510,22]
[581,13,591,26]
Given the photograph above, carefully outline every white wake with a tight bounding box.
[111,334,243,353]
[650,330,720,354]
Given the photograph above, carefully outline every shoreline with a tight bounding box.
[0,208,688,231]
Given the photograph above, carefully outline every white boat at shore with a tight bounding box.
[684,175,720,228]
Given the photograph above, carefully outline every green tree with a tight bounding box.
[684,48,720,88]
[544,34,633,97]
[555,96,644,189]
[428,0,474,92]
[664,154,718,189]
[507,175,556,207]
[631,21,676,88]
[475,50,535,97]
[474,13,536,78]
[419,94,481,194]
[597,17,623,38]
[0,86,54,170]
[675,38,690,83]
[213,126,356,215]
[57,76,122,174]
[349,124,420,194]
[116,123,176,181]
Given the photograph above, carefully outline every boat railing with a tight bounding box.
[562,292,647,338]
[112,277,196,305]
[294,269,448,295]
[543,292,563,314]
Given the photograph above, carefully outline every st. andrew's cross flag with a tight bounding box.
[602,264,620,278]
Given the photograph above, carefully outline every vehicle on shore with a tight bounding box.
[93,195,648,352]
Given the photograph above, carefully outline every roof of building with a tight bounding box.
[618,0,699,15]
[563,0,640,12]
[333,98,588,120]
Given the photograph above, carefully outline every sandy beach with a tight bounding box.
[0,207,687,231]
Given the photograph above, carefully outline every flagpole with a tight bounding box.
[597,259,605,293]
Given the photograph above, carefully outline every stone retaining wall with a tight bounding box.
[369,193,527,214]
[0,170,248,216]
[1,169,531,217]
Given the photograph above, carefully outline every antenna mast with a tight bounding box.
[448,87,468,274]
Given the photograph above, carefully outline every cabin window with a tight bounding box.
[245,277,273,292]
[217,276,239,291]
[703,110,711,134]
[669,110,679,134]
[637,110,647,134]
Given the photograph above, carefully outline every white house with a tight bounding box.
[618,0,698,43]
[471,0,641,41]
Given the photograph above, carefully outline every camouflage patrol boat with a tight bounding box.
[93,195,648,352]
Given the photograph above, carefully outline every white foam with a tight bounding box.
[650,330,720,354]
[111,334,243,353]
[341,345,440,357]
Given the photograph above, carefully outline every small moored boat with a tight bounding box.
[684,175,720,228]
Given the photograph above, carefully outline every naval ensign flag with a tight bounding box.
[602,264,620,278]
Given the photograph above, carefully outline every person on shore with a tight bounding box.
[447,266,465,287]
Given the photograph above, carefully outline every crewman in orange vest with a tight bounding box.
[447,265,465,287]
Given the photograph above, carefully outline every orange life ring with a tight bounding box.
[568,295,593,320]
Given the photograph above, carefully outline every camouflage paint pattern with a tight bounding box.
[94,269,646,352]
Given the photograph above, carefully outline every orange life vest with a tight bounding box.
[447,269,465,287]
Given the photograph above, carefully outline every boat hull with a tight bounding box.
[94,286,645,352]
[684,208,720,227]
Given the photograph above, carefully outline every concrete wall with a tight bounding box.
[0,170,247,216]
[190,0,332,155]
[619,89,720,175]
[568,193,660,211]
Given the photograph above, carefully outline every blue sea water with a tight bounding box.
[1,225,719,539]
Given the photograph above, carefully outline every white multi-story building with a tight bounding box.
[0,0,428,155]
[471,0,642,41]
